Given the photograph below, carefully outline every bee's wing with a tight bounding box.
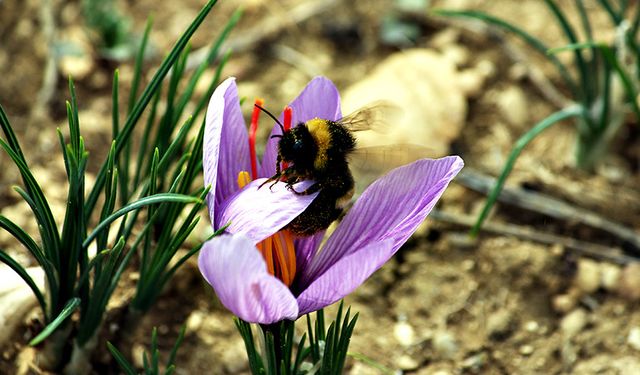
[338,102,401,132]
[348,144,437,195]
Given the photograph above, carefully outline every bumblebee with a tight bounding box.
[258,105,385,236]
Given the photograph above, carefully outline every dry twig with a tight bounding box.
[431,209,637,265]
[455,168,640,252]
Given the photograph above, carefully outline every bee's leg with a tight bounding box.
[259,155,283,190]
[289,182,321,195]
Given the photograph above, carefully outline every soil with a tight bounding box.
[1,0,640,374]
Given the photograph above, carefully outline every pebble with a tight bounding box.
[524,320,540,333]
[519,344,534,356]
[433,331,458,359]
[487,310,513,340]
[131,343,145,368]
[552,289,579,313]
[575,259,601,293]
[495,86,528,128]
[617,263,640,300]
[396,354,419,370]
[393,319,416,347]
[560,308,588,339]
[600,263,621,291]
[628,327,640,351]
[186,310,205,332]
[461,352,486,370]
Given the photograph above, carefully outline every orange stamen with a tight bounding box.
[236,171,297,286]
[249,98,264,180]
[237,171,251,189]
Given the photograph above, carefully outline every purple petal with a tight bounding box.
[203,77,252,227]
[296,239,394,315]
[260,77,342,177]
[301,156,463,284]
[198,234,298,324]
[217,179,319,243]
[294,231,324,279]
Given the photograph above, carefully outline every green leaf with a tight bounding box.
[0,249,47,316]
[433,9,578,95]
[107,341,138,375]
[85,0,220,216]
[542,0,592,104]
[83,193,202,248]
[470,105,584,236]
[166,325,186,371]
[30,297,80,345]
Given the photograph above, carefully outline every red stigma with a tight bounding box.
[249,98,263,180]
[282,106,292,170]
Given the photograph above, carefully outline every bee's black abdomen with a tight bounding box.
[285,164,354,236]
[285,192,343,236]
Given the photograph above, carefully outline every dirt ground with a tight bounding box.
[1,0,640,374]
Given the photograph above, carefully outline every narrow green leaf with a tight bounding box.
[83,193,202,248]
[151,327,159,373]
[549,41,640,120]
[167,325,186,369]
[107,341,138,375]
[0,140,60,269]
[433,9,578,95]
[0,105,25,160]
[596,0,623,24]
[0,250,47,316]
[470,105,584,236]
[86,0,220,215]
[543,0,592,104]
[112,69,120,138]
[30,297,80,345]
[129,17,153,115]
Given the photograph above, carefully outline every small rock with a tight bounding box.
[186,310,205,332]
[495,86,529,128]
[552,289,579,313]
[461,259,475,272]
[617,263,640,300]
[342,49,468,157]
[628,327,640,351]
[487,310,513,340]
[394,319,416,347]
[396,354,419,370]
[575,259,601,293]
[461,352,486,371]
[131,343,145,369]
[600,262,621,291]
[59,54,94,80]
[519,344,534,356]
[433,331,458,359]
[524,320,540,333]
[560,308,588,339]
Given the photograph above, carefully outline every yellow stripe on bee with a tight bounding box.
[306,118,331,170]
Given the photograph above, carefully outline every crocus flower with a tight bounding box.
[199,76,464,324]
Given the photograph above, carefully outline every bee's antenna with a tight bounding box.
[254,104,286,133]
[270,134,282,139]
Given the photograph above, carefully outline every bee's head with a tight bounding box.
[278,125,317,168]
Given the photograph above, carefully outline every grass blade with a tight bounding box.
[470,105,584,236]
[30,297,81,345]
[85,0,219,216]
[83,193,202,248]
[433,9,578,94]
